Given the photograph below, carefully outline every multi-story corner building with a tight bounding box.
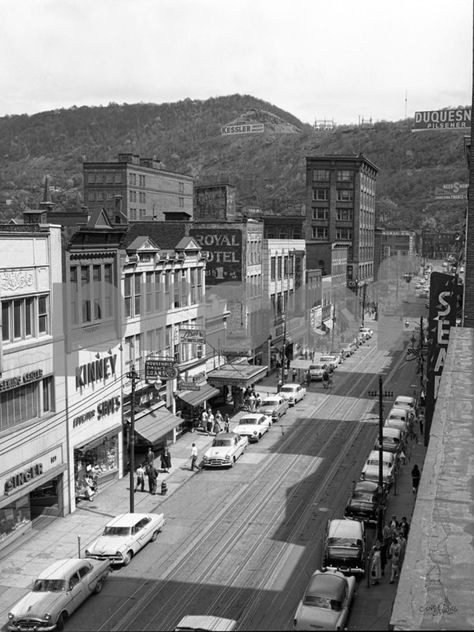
[305,154,378,302]
[83,153,194,223]
[0,213,66,549]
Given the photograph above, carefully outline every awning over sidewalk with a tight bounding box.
[134,407,183,444]
[323,318,334,330]
[207,362,268,388]
[176,383,221,407]
[290,359,312,370]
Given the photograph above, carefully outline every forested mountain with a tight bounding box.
[0,94,468,232]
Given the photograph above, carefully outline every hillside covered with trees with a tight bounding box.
[0,94,468,233]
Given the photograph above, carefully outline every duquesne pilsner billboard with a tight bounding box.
[412,107,471,132]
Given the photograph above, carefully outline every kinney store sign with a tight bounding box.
[424,273,459,442]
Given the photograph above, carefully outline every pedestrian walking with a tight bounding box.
[389,537,401,583]
[400,516,410,539]
[411,464,421,495]
[224,413,230,433]
[146,447,155,466]
[146,463,158,494]
[398,534,407,566]
[213,418,222,434]
[277,378,283,393]
[135,463,145,492]
[248,391,256,411]
[305,370,311,387]
[190,443,198,470]
[292,368,297,382]
[207,410,214,433]
[201,408,208,432]
[164,446,172,471]
[160,449,167,472]
[389,515,399,534]
[370,545,382,585]
[215,410,223,425]
[381,522,392,576]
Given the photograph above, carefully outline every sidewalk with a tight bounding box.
[348,432,427,630]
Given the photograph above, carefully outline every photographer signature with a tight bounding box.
[420,601,457,616]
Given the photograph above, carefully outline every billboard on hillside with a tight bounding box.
[221,123,265,135]
[412,108,471,132]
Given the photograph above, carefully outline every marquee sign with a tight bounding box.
[412,108,471,132]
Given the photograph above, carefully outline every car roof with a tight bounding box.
[389,407,407,417]
[37,558,90,579]
[215,432,239,439]
[383,427,402,437]
[175,615,238,631]
[328,518,363,538]
[394,396,415,405]
[239,413,264,420]
[354,480,379,493]
[367,450,394,461]
[281,383,299,388]
[105,513,152,527]
[306,571,346,600]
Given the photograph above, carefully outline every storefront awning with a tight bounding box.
[323,319,334,330]
[290,359,312,370]
[134,408,183,445]
[176,383,221,407]
[207,362,268,388]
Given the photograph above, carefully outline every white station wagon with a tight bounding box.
[202,432,248,468]
[279,383,307,405]
[236,413,271,442]
[85,512,165,566]
[7,557,111,632]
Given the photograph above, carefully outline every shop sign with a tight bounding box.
[3,446,63,496]
[73,396,121,428]
[145,358,178,380]
[75,354,117,390]
[180,327,205,343]
[0,369,44,393]
[190,228,242,285]
[179,381,201,391]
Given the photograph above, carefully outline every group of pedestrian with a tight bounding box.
[200,407,231,434]
[243,388,261,412]
[135,446,173,494]
[370,515,410,586]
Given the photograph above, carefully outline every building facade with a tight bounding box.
[305,154,378,302]
[83,153,194,223]
[0,219,67,549]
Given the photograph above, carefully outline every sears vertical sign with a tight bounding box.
[425,273,459,444]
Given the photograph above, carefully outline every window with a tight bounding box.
[313,169,330,181]
[312,208,328,220]
[337,170,353,182]
[93,265,102,320]
[42,377,55,413]
[313,188,329,201]
[87,173,95,184]
[114,173,122,184]
[336,227,353,240]
[179,181,184,193]
[81,266,91,323]
[312,227,328,240]
[179,197,184,208]
[106,172,114,183]
[145,272,153,313]
[336,208,353,221]
[134,274,141,316]
[139,209,146,219]
[0,374,54,431]
[277,257,282,279]
[13,300,22,339]
[97,191,104,201]
[104,264,113,318]
[271,257,276,281]
[2,295,49,342]
[88,192,95,202]
[336,189,353,202]
[25,297,33,336]
[154,272,161,311]
[174,271,181,308]
[38,295,48,334]
[164,272,171,310]
[190,268,197,304]
[2,301,9,341]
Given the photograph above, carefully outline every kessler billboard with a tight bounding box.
[190,227,242,284]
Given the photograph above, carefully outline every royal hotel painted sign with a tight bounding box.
[190,228,242,284]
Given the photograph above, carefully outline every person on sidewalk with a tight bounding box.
[146,447,155,466]
[201,408,209,432]
[305,370,311,388]
[389,536,401,583]
[224,413,230,433]
[190,443,198,471]
[292,368,297,383]
[400,516,410,539]
[164,446,172,472]
[146,463,158,494]
[411,464,421,495]
[135,463,145,492]
[207,410,214,433]
[370,544,382,585]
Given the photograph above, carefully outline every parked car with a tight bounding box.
[85,512,165,566]
[236,413,271,442]
[374,426,405,455]
[393,395,417,420]
[293,570,356,631]
[320,355,340,371]
[280,383,307,405]
[344,480,386,525]
[7,558,111,632]
[386,407,411,433]
[202,432,248,468]
[322,519,366,576]
[309,363,328,381]
[340,345,353,358]
[360,450,397,488]
[175,616,237,631]
[258,395,289,420]
[359,327,373,340]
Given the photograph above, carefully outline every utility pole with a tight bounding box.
[126,364,139,513]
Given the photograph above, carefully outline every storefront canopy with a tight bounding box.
[290,359,312,370]
[207,362,268,388]
[176,383,221,408]
[134,407,183,445]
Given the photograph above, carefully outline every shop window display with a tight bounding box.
[74,435,118,500]
[0,496,31,544]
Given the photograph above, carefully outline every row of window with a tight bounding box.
[129,209,147,220]
[312,169,354,182]
[312,208,354,221]
[87,191,117,202]
[70,264,114,326]
[87,172,123,185]
[130,191,146,203]
[270,256,295,281]
[311,227,353,240]
[2,295,49,342]
[0,376,55,432]
[312,189,354,202]
[129,173,146,187]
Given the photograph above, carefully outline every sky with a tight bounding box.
[0,0,472,125]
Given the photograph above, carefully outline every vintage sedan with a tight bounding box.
[280,383,307,405]
[294,570,356,631]
[202,432,248,468]
[309,363,328,381]
[344,480,386,525]
[85,512,165,566]
[236,413,271,442]
[359,326,373,340]
[320,355,340,371]
[322,518,366,576]
[7,557,111,632]
[258,395,289,420]
[361,450,397,488]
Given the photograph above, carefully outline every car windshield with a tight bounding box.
[103,526,132,536]
[263,399,278,406]
[280,386,294,393]
[303,594,333,608]
[33,579,67,592]
[311,365,324,370]
[239,418,257,425]
[352,492,374,502]
[213,438,232,447]
[328,537,360,547]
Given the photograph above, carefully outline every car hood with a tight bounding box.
[295,603,339,629]
[237,424,259,433]
[10,591,64,619]
[259,405,277,413]
[205,447,232,458]
[363,464,392,481]
[88,536,129,554]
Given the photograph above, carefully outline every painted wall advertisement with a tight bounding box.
[190,228,242,284]
[424,272,460,444]
[434,182,468,200]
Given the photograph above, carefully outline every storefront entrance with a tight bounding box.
[30,476,62,520]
